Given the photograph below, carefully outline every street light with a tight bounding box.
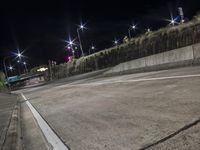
[114,39,119,49]
[89,45,95,55]
[8,66,14,71]
[69,41,73,45]
[72,50,75,58]
[15,50,23,60]
[16,59,21,75]
[3,50,23,79]
[128,24,136,39]
[165,15,177,26]
[132,25,136,29]
[23,61,28,73]
[171,19,175,26]
[3,50,26,83]
[77,23,86,57]
[66,38,77,59]
[66,37,76,47]
[80,25,84,29]
[91,46,95,50]
[114,40,118,45]
[15,50,25,75]
[17,53,22,58]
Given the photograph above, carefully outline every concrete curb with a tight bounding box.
[1,99,22,150]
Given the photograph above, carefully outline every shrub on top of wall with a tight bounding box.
[51,11,200,79]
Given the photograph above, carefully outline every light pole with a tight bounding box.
[3,50,23,80]
[128,25,136,39]
[68,41,75,59]
[16,59,21,75]
[23,62,28,73]
[114,40,119,50]
[8,65,14,82]
[114,40,120,62]
[72,49,75,58]
[77,24,85,57]
[3,56,10,80]
[16,51,23,75]
[91,45,95,54]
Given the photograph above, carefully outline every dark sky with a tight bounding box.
[0,0,200,70]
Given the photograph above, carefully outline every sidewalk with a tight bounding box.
[0,93,18,149]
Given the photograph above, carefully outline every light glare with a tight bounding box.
[132,25,136,29]
[37,67,48,72]
[9,66,13,70]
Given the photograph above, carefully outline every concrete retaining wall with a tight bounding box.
[104,43,200,75]
[193,43,200,64]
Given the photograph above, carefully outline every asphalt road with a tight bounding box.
[17,66,200,150]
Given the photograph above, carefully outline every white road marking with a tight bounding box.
[66,74,200,87]
[21,93,69,150]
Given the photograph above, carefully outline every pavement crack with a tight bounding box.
[139,117,200,150]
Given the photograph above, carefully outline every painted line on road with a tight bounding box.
[21,93,69,150]
[68,74,200,87]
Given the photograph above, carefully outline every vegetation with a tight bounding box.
[0,72,7,92]
[51,11,200,79]
[193,11,200,21]
[0,81,6,92]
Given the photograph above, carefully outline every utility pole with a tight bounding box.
[3,56,9,80]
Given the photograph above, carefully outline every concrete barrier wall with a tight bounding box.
[193,43,200,64]
[51,42,200,79]
[104,43,200,75]
[107,57,146,73]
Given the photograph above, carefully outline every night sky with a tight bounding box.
[0,0,200,70]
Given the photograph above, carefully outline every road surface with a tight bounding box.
[17,66,200,150]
